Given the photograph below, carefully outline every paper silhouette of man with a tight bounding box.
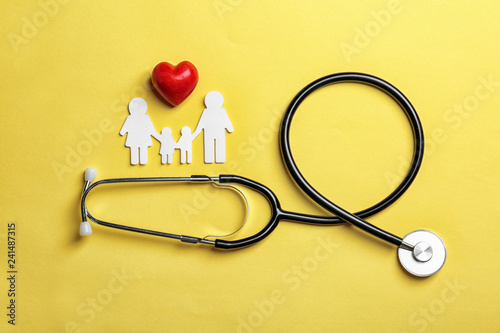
[120,97,160,165]
[193,91,233,163]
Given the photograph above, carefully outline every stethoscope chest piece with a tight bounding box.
[398,230,446,277]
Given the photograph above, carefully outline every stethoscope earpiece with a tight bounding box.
[84,168,98,183]
[398,230,446,277]
[79,221,92,236]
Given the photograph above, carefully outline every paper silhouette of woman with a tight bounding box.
[120,97,160,165]
[192,91,233,163]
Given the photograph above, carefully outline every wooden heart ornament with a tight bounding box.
[151,61,199,106]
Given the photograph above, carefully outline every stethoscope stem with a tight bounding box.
[278,209,414,251]
[400,242,414,251]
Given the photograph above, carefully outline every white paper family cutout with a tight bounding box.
[120,91,233,165]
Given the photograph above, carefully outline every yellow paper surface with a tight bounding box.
[1,1,499,332]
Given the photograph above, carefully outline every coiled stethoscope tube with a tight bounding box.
[280,72,446,276]
[280,72,423,248]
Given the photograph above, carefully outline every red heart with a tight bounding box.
[151,61,199,106]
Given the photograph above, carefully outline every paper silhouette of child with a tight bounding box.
[176,126,194,164]
[158,127,177,164]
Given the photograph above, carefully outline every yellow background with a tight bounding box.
[1,0,499,332]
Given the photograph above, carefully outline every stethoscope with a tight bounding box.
[79,72,447,278]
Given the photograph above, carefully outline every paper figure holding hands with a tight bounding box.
[120,92,233,165]
[158,127,177,164]
[177,126,194,164]
[192,91,233,163]
[120,98,160,165]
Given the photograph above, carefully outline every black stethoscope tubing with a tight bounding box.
[280,72,424,247]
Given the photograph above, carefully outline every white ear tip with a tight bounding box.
[85,168,98,182]
[79,221,93,236]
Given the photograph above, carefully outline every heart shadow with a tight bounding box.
[149,80,175,109]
